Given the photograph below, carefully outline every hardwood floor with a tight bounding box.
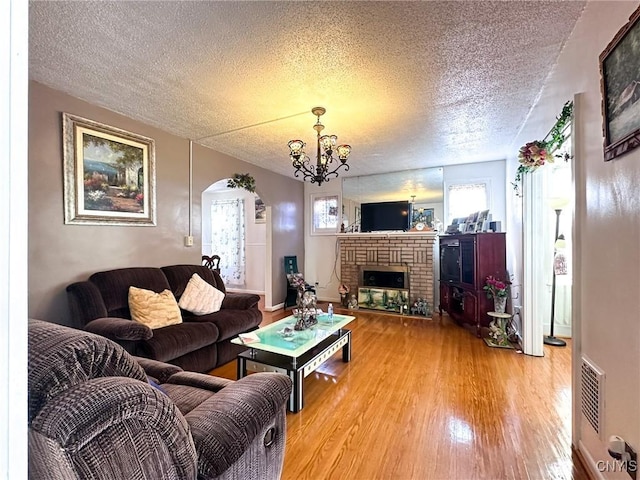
[211,304,590,480]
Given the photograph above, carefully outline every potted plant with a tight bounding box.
[483,276,508,313]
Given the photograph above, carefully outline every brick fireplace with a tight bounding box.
[339,232,437,311]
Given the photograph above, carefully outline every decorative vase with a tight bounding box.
[493,296,507,314]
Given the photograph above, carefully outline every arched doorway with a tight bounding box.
[201,179,267,296]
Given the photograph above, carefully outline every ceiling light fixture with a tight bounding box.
[288,107,351,185]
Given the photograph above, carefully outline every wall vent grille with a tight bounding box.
[580,356,605,439]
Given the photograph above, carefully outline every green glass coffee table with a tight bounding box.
[232,313,355,412]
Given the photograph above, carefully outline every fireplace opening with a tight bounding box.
[360,265,408,289]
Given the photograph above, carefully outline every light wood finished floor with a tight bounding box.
[211,304,589,480]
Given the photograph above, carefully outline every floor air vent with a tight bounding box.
[581,356,605,439]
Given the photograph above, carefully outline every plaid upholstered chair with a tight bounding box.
[28,319,292,479]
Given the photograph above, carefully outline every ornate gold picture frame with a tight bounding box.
[63,113,156,225]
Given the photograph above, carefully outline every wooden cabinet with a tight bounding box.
[439,233,507,336]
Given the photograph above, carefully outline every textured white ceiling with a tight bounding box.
[29,1,586,181]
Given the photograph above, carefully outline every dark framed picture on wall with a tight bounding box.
[62,113,156,225]
[599,6,640,161]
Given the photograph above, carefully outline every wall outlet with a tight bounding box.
[513,305,522,316]
[184,235,194,247]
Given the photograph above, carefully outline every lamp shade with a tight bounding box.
[288,140,305,158]
[319,135,337,152]
[336,144,351,160]
[549,196,570,210]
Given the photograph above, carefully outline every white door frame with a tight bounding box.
[522,106,575,357]
[522,172,545,356]
[2,0,29,475]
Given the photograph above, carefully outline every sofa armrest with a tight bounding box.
[165,371,234,392]
[221,292,260,310]
[134,356,183,383]
[66,281,109,326]
[184,372,292,478]
[85,317,153,342]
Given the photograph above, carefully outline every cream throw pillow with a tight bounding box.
[128,286,182,329]
[178,273,225,315]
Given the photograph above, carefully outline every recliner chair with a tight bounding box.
[28,319,292,480]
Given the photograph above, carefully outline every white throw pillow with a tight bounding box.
[178,273,225,315]
[128,286,182,329]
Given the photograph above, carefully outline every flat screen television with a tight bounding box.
[360,201,411,232]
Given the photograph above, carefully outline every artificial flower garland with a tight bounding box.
[514,140,554,184]
[512,101,573,196]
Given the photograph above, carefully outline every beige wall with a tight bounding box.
[28,81,304,326]
[507,2,640,476]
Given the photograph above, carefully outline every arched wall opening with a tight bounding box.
[201,179,267,296]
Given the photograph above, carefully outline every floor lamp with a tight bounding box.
[544,199,568,347]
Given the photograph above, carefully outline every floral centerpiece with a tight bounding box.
[483,276,508,298]
[483,276,508,313]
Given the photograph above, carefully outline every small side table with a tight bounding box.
[485,311,513,348]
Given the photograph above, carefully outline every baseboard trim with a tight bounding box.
[264,302,284,312]
[543,322,572,339]
[226,288,265,295]
[578,440,605,480]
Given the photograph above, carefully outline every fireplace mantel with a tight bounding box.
[337,232,438,239]
[339,232,437,312]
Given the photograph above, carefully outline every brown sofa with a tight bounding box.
[66,264,261,372]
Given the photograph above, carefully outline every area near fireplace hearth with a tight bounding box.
[338,232,437,315]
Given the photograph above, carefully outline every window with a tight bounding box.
[311,194,340,235]
[447,183,488,223]
[211,199,246,286]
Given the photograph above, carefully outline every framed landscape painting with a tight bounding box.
[599,6,640,161]
[63,113,156,225]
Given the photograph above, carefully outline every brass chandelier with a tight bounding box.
[288,107,351,185]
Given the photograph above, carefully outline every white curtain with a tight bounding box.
[211,199,245,286]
